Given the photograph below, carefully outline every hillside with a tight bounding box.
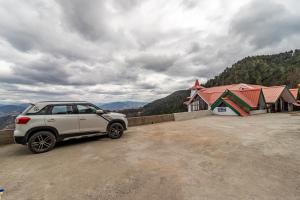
[0,104,28,116]
[142,90,190,116]
[205,50,300,88]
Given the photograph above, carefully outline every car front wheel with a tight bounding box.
[108,123,124,139]
[28,131,56,153]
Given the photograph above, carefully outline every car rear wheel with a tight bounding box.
[108,123,124,139]
[28,131,56,153]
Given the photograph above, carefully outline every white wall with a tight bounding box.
[212,107,238,116]
[188,104,191,112]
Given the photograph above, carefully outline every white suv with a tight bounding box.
[14,101,128,153]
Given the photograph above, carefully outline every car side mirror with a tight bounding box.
[96,109,104,115]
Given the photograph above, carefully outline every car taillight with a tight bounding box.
[16,117,31,124]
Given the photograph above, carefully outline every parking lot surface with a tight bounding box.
[0,113,300,200]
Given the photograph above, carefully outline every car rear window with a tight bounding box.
[22,104,34,114]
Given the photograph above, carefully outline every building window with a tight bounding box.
[218,107,226,112]
[192,100,199,111]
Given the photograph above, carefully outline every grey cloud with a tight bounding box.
[87,89,128,96]
[0,54,140,87]
[7,88,68,96]
[181,0,199,9]
[56,0,138,44]
[0,1,108,62]
[0,57,70,85]
[136,83,158,90]
[112,0,142,11]
[0,0,299,103]
[188,42,201,54]
[1,32,36,52]
[18,60,69,84]
[230,0,300,48]
[56,0,108,41]
[127,53,178,72]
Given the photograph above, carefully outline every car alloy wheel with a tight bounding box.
[28,131,56,153]
[108,123,124,139]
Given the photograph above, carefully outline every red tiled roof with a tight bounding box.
[222,98,249,117]
[289,89,299,99]
[188,82,295,109]
[262,86,285,103]
[230,89,261,108]
[201,83,264,93]
[198,91,223,105]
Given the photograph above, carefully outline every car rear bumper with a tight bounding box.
[14,136,26,145]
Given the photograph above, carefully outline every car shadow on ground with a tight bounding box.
[11,135,109,156]
[55,135,108,148]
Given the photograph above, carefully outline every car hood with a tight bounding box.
[103,112,126,119]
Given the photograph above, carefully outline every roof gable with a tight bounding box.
[230,89,262,108]
[289,89,299,100]
[210,89,254,111]
[198,91,223,105]
[222,98,249,117]
[262,86,284,103]
[262,86,296,103]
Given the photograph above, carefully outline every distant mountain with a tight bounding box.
[142,90,190,116]
[0,104,28,116]
[205,50,300,88]
[97,101,148,111]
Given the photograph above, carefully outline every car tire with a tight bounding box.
[28,131,56,154]
[108,123,124,139]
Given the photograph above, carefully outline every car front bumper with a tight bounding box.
[124,118,128,130]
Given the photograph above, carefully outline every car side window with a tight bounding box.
[77,104,97,114]
[37,106,51,115]
[51,105,73,115]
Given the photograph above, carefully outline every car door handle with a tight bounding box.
[47,119,55,122]
[80,118,86,120]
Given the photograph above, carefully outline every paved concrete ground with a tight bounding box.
[0,113,300,200]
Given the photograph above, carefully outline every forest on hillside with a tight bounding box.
[142,90,190,115]
[205,50,300,88]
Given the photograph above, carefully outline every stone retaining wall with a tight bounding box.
[128,114,175,126]
[0,129,14,145]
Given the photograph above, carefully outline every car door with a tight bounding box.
[76,104,108,133]
[45,104,79,135]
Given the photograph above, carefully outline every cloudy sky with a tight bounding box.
[0,0,300,103]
